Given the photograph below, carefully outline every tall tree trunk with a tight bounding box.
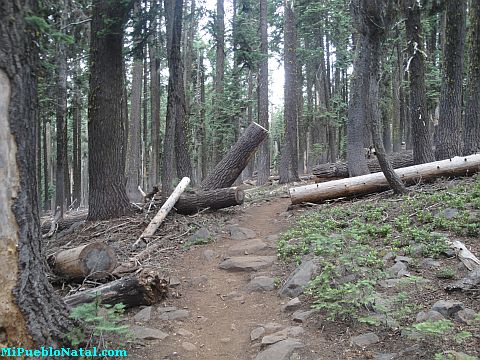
[279,0,300,184]
[43,119,51,210]
[55,5,68,217]
[212,0,225,166]
[87,0,132,220]
[142,53,149,190]
[463,0,480,155]
[435,0,466,160]
[256,0,270,185]
[404,0,435,164]
[0,0,73,346]
[72,63,82,207]
[149,2,162,189]
[126,1,144,202]
[392,37,402,152]
[346,33,370,176]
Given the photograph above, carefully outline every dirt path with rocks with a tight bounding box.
[127,197,344,360]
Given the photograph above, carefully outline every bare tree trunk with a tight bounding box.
[43,119,51,211]
[435,0,466,160]
[0,0,73,346]
[256,0,270,185]
[72,63,82,207]
[463,0,480,155]
[279,0,300,184]
[87,0,132,220]
[392,37,402,152]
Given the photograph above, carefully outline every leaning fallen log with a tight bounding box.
[313,150,414,178]
[290,154,480,205]
[201,122,268,190]
[64,269,168,308]
[48,243,117,280]
[175,187,244,215]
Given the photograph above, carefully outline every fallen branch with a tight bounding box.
[449,240,480,271]
[134,177,190,246]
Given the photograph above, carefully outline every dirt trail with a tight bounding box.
[128,197,342,360]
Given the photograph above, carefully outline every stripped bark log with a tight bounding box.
[201,122,268,190]
[64,269,168,308]
[449,240,480,271]
[134,177,190,245]
[313,150,414,178]
[290,154,480,204]
[48,243,117,279]
[175,187,244,215]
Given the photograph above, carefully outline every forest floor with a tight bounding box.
[47,177,480,360]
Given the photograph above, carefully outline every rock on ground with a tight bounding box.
[228,225,257,240]
[278,259,318,298]
[228,238,268,256]
[219,256,276,272]
[254,338,304,360]
[246,276,276,293]
[131,325,168,340]
[350,332,380,347]
[431,300,464,318]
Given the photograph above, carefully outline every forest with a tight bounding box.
[1,0,480,359]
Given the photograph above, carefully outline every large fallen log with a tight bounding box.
[290,154,480,204]
[313,150,414,178]
[201,122,268,190]
[64,269,168,308]
[41,212,87,235]
[48,243,117,279]
[175,187,244,215]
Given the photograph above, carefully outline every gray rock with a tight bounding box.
[292,310,315,323]
[131,325,168,340]
[157,306,177,313]
[278,259,318,298]
[246,276,276,293]
[442,248,456,258]
[443,208,459,219]
[395,256,412,263]
[431,300,464,318]
[378,279,401,288]
[387,261,407,278]
[416,310,445,322]
[188,228,211,242]
[181,342,196,351]
[251,327,266,341]
[158,309,190,321]
[282,297,301,312]
[169,276,181,287]
[224,291,245,301]
[454,308,477,325]
[219,256,276,272]
[228,238,268,256]
[261,326,304,345]
[370,314,399,329]
[444,351,479,360]
[203,249,217,261]
[265,234,279,242]
[254,339,304,360]
[262,322,285,334]
[419,258,442,269]
[382,252,395,261]
[134,306,153,322]
[176,328,194,337]
[228,225,256,240]
[190,275,208,286]
[446,267,480,292]
[374,353,397,360]
[261,333,287,345]
[401,328,423,340]
[350,332,380,347]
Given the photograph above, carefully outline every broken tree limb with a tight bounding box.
[174,187,244,215]
[64,269,168,308]
[313,150,414,178]
[49,243,117,279]
[290,154,480,204]
[134,177,190,246]
[448,240,480,271]
[201,122,268,190]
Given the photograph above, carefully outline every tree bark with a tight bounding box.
[0,0,73,346]
[256,0,270,185]
[463,0,480,155]
[87,0,132,220]
[404,0,435,164]
[64,269,168,308]
[313,150,414,178]
[175,187,244,215]
[72,63,82,207]
[279,0,300,184]
[201,122,268,190]
[291,154,480,204]
[435,0,466,160]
